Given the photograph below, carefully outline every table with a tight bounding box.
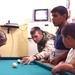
[0,57,71,75]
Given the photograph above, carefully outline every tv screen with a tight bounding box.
[34,9,48,21]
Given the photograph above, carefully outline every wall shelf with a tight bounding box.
[1,25,19,33]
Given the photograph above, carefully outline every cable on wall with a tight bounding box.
[19,24,28,43]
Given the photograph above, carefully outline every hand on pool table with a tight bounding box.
[52,62,74,75]
[22,56,36,65]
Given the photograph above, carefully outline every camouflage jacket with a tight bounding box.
[34,31,55,60]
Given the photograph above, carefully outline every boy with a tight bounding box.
[52,23,75,75]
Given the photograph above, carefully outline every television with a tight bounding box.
[34,9,48,21]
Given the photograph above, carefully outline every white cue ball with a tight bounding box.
[12,63,17,68]
[17,59,21,63]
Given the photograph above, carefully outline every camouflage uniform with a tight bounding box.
[34,31,55,60]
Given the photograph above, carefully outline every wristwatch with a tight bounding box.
[33,55,38,60]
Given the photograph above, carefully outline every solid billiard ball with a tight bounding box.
[17,59,21,63]
[12,63,17,68]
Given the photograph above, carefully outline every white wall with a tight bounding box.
[28,39,38,56]
[0,0,68,24]
[70,0,75,22]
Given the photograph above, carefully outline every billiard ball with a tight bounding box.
[12,62,17,68]
[17,59,21,63]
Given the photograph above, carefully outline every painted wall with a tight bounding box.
[0,24,28,57]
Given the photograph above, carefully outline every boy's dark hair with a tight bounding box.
[51,6,68,20]
[62,23,75,39]
[30,27,42,35]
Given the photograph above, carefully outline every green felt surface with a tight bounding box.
[0,57,72,75]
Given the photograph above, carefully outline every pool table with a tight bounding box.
[0,57,72,75]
